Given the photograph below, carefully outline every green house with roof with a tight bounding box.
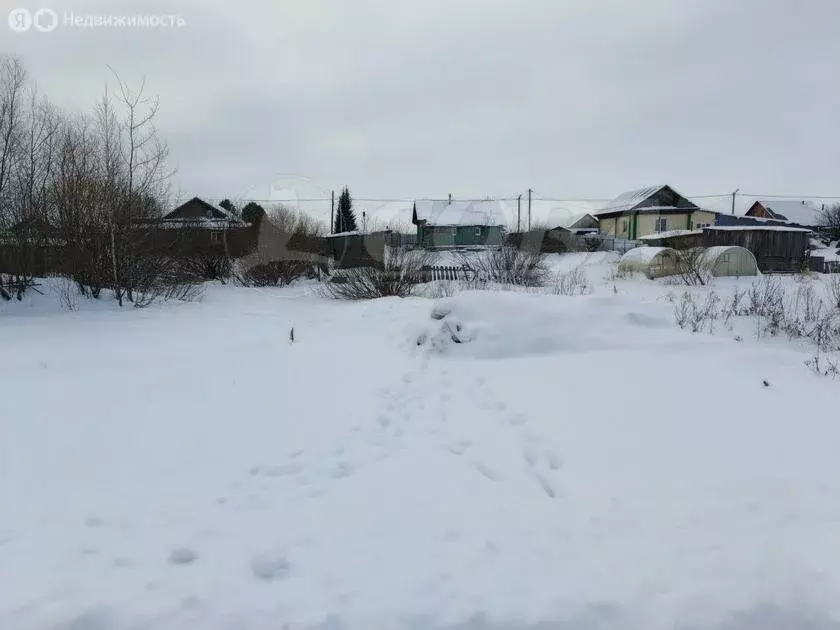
[411,199,506,249]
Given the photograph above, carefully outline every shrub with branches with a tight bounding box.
[675,248,712,286]
[746,277,784,318]
[553,267,590,296]
[581,233,605,252]
[460,246,548,287]
[322,247,430,300]
[673,291,721,333]
[238,204,328,287]
[826,273,840,310]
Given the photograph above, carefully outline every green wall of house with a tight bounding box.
[417,225,504,249]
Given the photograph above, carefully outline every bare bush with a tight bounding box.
[322,247,430,300]
[826,273,840,310]
[747,277,784,317]
[676,248,712,286]
[56,276,79,311]
[460,246,548,287]
[672,273,840,378]
[806,353,840,378]
[553,267,590,296]
[242,260,319,287]
[721,287,748,328]
[238,205,327,287]
[581,233,605,252]
[417,281,461,299]
[606,263,634,282]
[674,291,720,333]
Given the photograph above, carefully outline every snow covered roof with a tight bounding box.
[619,246,674,264]
[413,199,506,227]
[548,210,595,230]
[163,197,246,226]
[596,184,704,216]
[638,229,702,241]
[147,220,246,230]
[700,245,753,260]
[705,225,811,233]
[753,200,821,226]
[596,185,668,215]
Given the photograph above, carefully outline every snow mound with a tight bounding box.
[167,547,199,565]
[251,550,291,582]
[414,291,677,358]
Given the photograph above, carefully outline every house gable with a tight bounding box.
[634,185,698,212]
[597,184,699,217]
[165,197,231,221]
[745,202,777,220]
[746,200,820,227]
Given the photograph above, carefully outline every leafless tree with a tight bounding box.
[818,203,840,241]
[0,56,28,299]
[0,56,27,211]
[2,87,63,297]
[95,71,173,305]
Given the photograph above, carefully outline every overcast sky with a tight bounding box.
[5,0,840,214]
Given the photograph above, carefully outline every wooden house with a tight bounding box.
[412,199,505,249]
[596,185,718,240]
[144,197,254,257]
[745,200,822,229]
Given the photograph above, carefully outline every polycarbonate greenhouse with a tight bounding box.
[698,246,758,277]
[617,247,679,279]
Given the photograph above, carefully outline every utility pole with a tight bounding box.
[527,188,532,231]
[330,190,335,234]
[448,193,452,205]
[731,188,739,215]
[517,194,522,232]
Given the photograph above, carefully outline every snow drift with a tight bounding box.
[3,280,840,630]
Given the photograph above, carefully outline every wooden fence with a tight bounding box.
[411,265,477,283]
[809,256,840,274]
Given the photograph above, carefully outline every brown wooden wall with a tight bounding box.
[702,229,810,273]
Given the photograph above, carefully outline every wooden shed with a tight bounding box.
[701,226,811,273]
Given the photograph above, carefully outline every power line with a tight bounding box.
[198,191,840,206]
[739,193,840,200]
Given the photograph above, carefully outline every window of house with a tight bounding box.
[210,230,221,242]
[696,223,710,229]
[474,227,482,237]
[621,219,629,234]
[655,217,667,232]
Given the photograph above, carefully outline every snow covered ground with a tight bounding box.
[3,257,840,630]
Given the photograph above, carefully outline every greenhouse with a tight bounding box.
[617,247,679,279]
[698,246,758,277]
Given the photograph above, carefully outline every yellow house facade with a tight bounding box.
[595,184,718,240]
[599,209,718,239]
